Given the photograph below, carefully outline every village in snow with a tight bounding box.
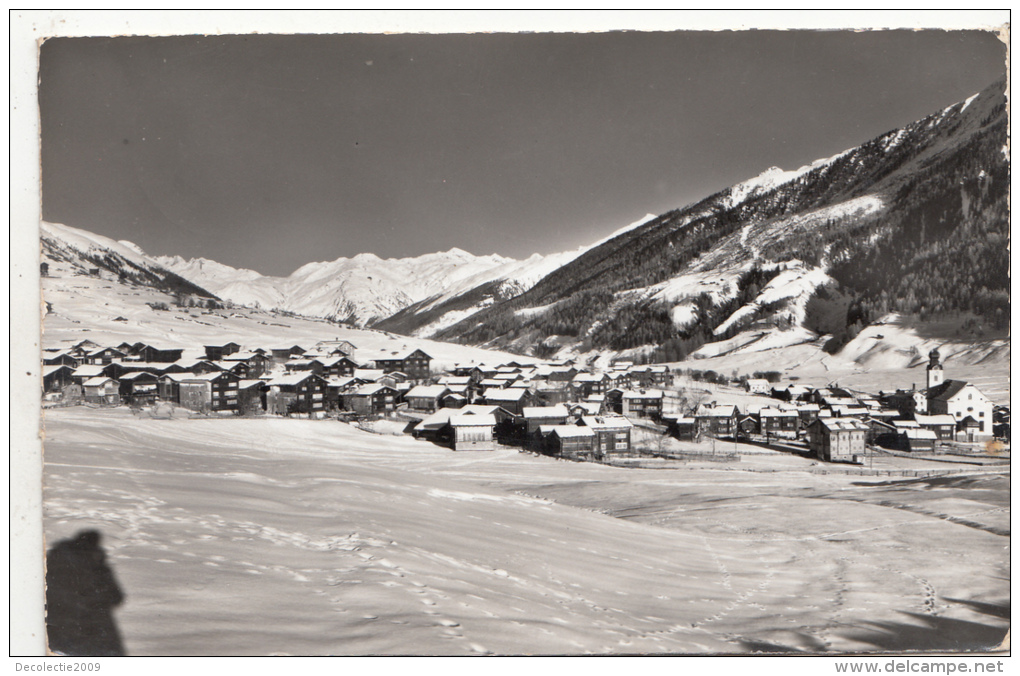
[42,332,1008,470]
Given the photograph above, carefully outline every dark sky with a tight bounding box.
[40,29,1006,276]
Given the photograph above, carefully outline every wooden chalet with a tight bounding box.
[405,385,451,413]
[621,390,663,419]
[912,413,956,441]
[629,365,673,388]
[363,349,432,381]
[673,415,702,441]
[415,407,500,450]
[794,403,822,427]
[899,427,938,452]
[694,403,739,437]
[345,384,398,416]
[480,387,535,416]
[118,371,160,404]
[42,365,75,393]
[158,372,194,404]
[87,347,126,365]
[132,344,185,363]
[441,392,467,409]
[539,425,596,460]
[204,342,241,361]
[71,364,111,386]
[213,361,252,379]
[568,401,604,420]
[270,345,306,362]
[265,372,327,415]
[519,405,570,433]
[237,380,267,414]
[180,371,241,413]
[578,415,633,458]
[757,407,799,437]
[43,351,80,368]
[82,377,120,405]
[324,376,359,410]
[571,372,609,398]
[737,414,759,437]
[172,358,221,375]
[285,358,325,376]
[68,339,100,357]
[221,352,269,378]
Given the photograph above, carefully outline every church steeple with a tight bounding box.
[926,347,943,390]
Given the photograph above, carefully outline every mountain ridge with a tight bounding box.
[432,78,1008,362]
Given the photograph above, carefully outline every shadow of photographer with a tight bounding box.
[45,529,126,656]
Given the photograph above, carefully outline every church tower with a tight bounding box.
[926,347,943,390]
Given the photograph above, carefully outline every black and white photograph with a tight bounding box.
[13,11,1011,660]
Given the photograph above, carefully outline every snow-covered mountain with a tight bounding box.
[435,79,1008,363]
[155,248,517,327]
[156,214,657,332]
[373,214,658,338]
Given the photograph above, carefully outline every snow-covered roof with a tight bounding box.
[42,364,73,376]
[817,418,869,432]
[183,371,237,382]
[580,415,633,430]
[902,428,938,441]
[266,372,321,386]
[72,365,108,377]
[521,405,569,419]
[482,388,529,401]
[438,376,472,386]
[449,414,496,428]
[541,425,596,439]
[623,389,663,400]
[83,377,116,387]
[695,404,738,418]
[160,372,197,382]
[119,371,158,381]
[406,385,451,398]
[759,407,798,418]
[569,402,603,415]
[352,383,394,396]
[325,376,358,389]
[913,413,956,426]
[285,358,323,367]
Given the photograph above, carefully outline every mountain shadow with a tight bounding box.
[45,530,127,656]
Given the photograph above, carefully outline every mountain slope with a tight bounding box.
[41,221,218,301]
[434,79,1008,361]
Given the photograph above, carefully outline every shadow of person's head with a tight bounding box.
[46,529,126,656]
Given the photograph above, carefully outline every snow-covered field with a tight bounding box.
[43,408,1008,656]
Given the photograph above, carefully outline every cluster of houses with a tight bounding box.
[41,339,680,462]
[41,339,1003,466]
[663,348,999,463]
